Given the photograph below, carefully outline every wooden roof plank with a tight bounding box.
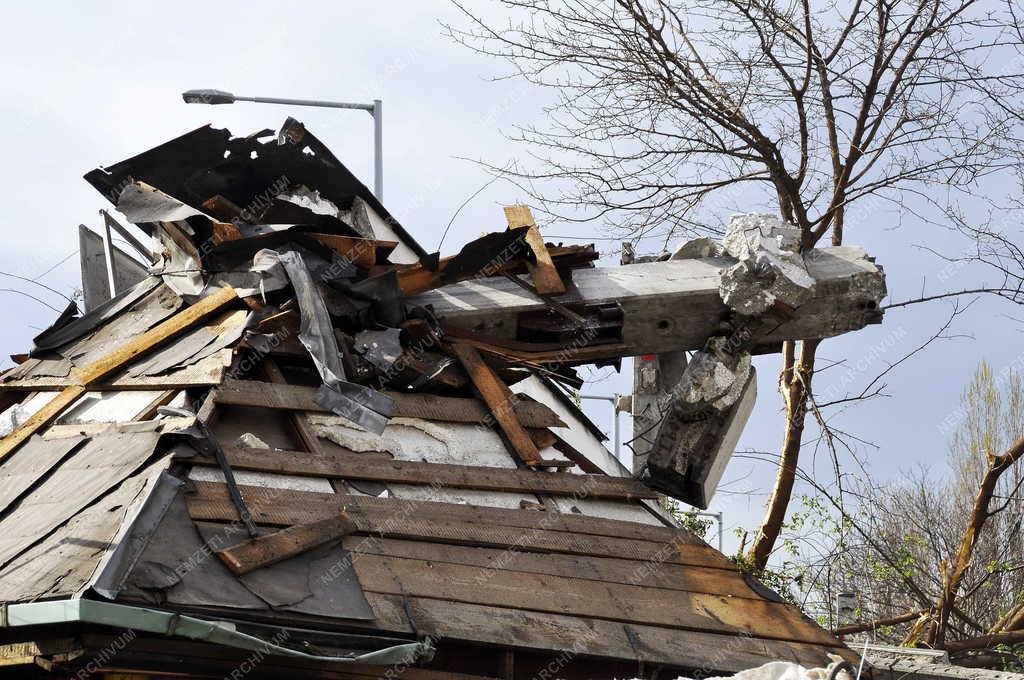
[185,481,705,545]
[212,378,566,429]
[192,445,656,501]
[351,552,839,646]
[364,593,855,672]
[184,482,731,571]
[216,511,357,575]
[345,536,759,600]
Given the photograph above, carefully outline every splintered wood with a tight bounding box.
[503,204,566,295]
[450,342,544,467]
[215,511,357,575]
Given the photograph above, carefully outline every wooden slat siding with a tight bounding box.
[503,205,566,295]
[352,553,839,646]
[196,446,657,501]
[364,594,856,672]
[0,287,239,463]
[344,537,761,600]
[212,379,567,429]
[185,481,703,545]
[185,484,731,570]
[216,512,357,575]
[450,343,542,466]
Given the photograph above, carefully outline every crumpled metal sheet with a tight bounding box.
[268,249,394,434]
[354,328,404,374]
[92,470,184,600]
[116,182,208,225]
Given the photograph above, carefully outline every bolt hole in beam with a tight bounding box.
[656,319,674,334]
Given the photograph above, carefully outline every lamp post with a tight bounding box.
[182,89,384,202]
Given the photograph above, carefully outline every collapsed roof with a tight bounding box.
[0,119,886,678]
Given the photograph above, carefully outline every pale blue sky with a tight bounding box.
[0,1,1018,555]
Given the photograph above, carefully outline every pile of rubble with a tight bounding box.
[0,118,889,677]
[5,119,886,508]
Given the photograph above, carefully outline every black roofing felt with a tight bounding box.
[83,119,427,259]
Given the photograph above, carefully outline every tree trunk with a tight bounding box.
[931,436,1024,648]
[747,338,820,570]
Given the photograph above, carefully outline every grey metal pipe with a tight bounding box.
[236,95,375,112]
[101,218,118,297]
[579,393,619,460]
[373,99,383,202]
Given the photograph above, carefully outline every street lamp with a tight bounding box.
[182,89,384,202]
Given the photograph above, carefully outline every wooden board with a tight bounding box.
[364,593,855,672]
[185,483,730,570]
[345,536,760,599]
[450,343,542,466]
[351,553,839,646]
[306,233,398,268]
[193,445,656,501]
[186,482,699,545]
[503,205,566,295]
[216,512,356,575]
[212,378,566,429]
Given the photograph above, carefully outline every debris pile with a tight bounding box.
[0,119,889,677]
[7,122,887,503]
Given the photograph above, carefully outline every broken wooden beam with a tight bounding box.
[0,286,239,463]
[503,205,566,295]
[215,511,357,575]
[450,342,543,467]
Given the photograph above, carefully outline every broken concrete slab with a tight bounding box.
[718,213,816,315]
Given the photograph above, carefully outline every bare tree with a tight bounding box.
[793,362,1024,667]
[448,0,1024,569]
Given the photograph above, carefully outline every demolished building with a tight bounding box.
[0,119,886,679]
